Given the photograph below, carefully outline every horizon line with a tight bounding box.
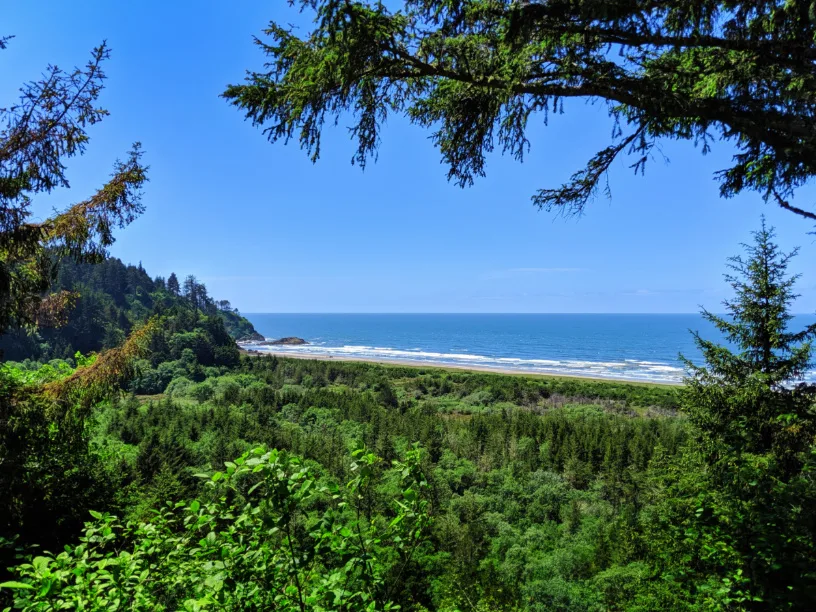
[240,311,816,316]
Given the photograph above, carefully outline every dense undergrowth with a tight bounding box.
[4,354,695,610]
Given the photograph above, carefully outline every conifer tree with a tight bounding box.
[0,40,156,555]
[167,272,180,295]
[0,41,147,335]
[227,0,816,220]
[674,218,816,607]
[183,274,199,309]
[683,217,816,462]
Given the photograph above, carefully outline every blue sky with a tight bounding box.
[5,0,816,313]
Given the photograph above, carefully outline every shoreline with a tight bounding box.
[239,348,683,387]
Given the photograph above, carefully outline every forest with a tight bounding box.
[4,0,816,609]
[4,350,688,610]
[0,257,258,362]
[3,239,816,610]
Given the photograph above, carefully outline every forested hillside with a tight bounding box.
[0,256,260,362]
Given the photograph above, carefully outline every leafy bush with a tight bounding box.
[1,446,431,611]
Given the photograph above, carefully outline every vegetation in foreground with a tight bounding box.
[2,220,816,610]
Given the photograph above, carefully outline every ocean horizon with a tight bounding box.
[242,313,816,384]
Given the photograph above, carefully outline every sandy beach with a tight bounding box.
[239,348,681,387]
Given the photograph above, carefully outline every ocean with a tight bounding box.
[242,313,816,384]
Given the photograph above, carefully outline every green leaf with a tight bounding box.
[32,557,50,572]
[0,581,34,590]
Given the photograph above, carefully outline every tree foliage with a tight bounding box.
[0,41,147,335]
[0,253,262,553]
[658,219,816,608]
[684,217,816,459]
[0,256,260,365]
[227,0,816,220]
[1,445,431,611]
[167,272,180,296]
[0,39,155,562]
[2,347,686,610]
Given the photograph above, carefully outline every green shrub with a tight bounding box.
[1,446,431,611]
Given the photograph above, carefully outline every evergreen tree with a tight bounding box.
[227,0,816,220]
[683,217,816,459]
[167,272,180,296]
[183,275,199,309]
[0,40,154,559]
[197,280,213,313]
[0,41,146,335]
[672,219,816,607]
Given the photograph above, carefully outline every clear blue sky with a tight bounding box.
[6,0,816,313]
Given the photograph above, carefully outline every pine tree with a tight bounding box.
[167,272,180,296]
[675,218,816,607]
[683,217,816,460]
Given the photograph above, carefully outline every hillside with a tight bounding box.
[0,256,260,361]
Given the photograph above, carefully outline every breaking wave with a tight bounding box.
[242,342,689,383]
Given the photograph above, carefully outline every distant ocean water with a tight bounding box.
[242,314,816,384]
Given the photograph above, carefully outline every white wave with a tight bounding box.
[643,365,684,373]
[562,360,630,368]
[243,341,699,383]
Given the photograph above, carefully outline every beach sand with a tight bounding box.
[239,348,681,387]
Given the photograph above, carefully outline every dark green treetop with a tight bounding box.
[167,272,181,295]
[683,217,816,459]
[669,220,816,609]
[225,0,816,220]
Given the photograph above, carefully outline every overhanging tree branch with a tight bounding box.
[226,0,816,222]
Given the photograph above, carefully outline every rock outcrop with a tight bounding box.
[238,335,309,346]
[237,332,266,343]
[266,336,308,345]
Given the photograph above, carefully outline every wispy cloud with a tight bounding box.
[508,267,587,273]
[620,288,708,297]
[201,275,357,283]
[200,275,279,282]
[482,267,589,280]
